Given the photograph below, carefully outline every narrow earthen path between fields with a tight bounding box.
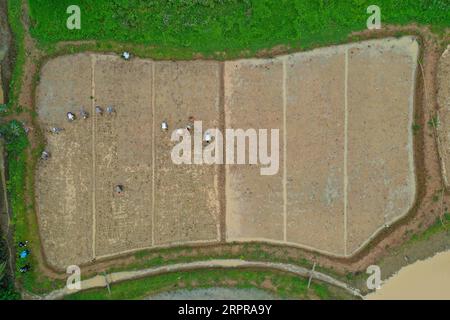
[36,259,363,300]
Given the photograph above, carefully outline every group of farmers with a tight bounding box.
[17,241,30,273]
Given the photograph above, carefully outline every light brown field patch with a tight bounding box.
[36,54,93,268]
[285,47,346,255]
[224,36,418,257]
[36,37,419,269]
[36,55,221,269]
[153,61,221,245]
[93,55,154,257]
[224,58,284,241]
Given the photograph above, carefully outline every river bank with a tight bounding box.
[366,250,450,299]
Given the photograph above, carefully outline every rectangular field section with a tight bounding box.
[36,55,221,269]
[224,37,418,256]
[36,37,418,268]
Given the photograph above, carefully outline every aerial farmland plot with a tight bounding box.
[1,0,449,303]
[35,37,418,268]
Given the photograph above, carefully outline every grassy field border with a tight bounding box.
[65,268,355,300]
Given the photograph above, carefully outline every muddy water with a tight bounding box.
[366,250,450,300]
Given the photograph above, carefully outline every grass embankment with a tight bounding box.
[1,0,62,296]
[0,121,27,299]
[28,0,449,59]
[5,0,25,114]
[0,0,27,300]
[408,212,450,244]
[66,269,350,300]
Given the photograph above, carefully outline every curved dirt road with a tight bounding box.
[39,259,363,300]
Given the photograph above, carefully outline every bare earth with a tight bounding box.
[36,55,222,268]
[436,46,450,187]
[226,37,418,257]
[36,37,418,269]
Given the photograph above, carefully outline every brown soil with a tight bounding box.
[225,38,418,257]
[36,55,223,270]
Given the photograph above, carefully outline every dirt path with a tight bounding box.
[37,259,362,300]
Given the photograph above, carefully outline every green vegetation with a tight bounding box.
[0,121,28,246]
[0,246,20,300]
[7,0,26,113]
[66,269,345,300]
[0,0,27,300]
[0,104,7,114]
[412,123,421,135]
[408,212,450,243]
[428,115,440,129]
[0,120,28,300]
[28,0,449,58]
[432,189,443,203]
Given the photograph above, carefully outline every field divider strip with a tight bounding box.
[91,54,97,259]
[218,62,226,242]
[151,61,156,246]
[344,48,349,256]
[283,57,287,242]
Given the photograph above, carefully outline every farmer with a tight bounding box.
[80,109,89,119]
[95,106,103,115]
[161,120,168,131]
[67,112,76,122]
[41,151,50,160]
[51,127,64,134]
[19,264,30,273]
[106,106,115,115]
[121,51,131,60]
[114,185,124,195]
[204,130,213,144]
[19,249,30,259]
[18,241,28,248]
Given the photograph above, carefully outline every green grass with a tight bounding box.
[412,123,421,135]
[28,0,449,58]
[7,0,26,113]
[0,120,59,295]
[408,212,450,243]
[65,269,339,300]
[428,115,440,129]
[0,226,20,299]
[100,244,316,278]
[0,121,28,299]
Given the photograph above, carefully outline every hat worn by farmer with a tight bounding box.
[67,112,76,122]
[115,185,124,195]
